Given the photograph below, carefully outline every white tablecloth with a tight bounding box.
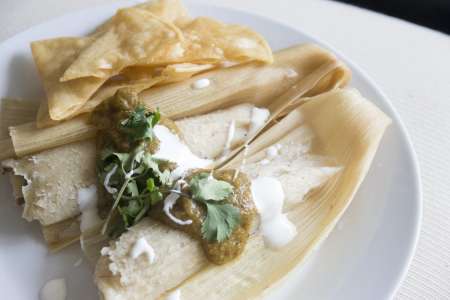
[1,0,449,298]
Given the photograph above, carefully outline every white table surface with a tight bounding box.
[1,0,449,299]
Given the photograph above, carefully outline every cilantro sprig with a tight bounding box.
[97,105,167,237]
[189,172,240,242]
[119,105,160,142]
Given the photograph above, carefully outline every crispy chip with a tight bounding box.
[36,63,216,127]
[60,4,271,82]
[60,8,184,81]
[31,38,108,121]
[32,0,273,124]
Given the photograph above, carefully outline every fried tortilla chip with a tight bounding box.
[33,0,191,123]
[60,4,272,82]
[31,38,108,121]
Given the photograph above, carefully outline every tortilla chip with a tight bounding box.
[31,38,108,121]
[60,5,272,82]
[36,62,216,127]
[60,7,184,81]
[134,0,190,24]
[32,0,191,123]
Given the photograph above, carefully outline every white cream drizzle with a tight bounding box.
[259,159,270,165]
[153,125,212,180]
[233,144,249,180]
[221,120,236,157]
[251,176,297,249]
[191,78,210,89]
[163,192,193,226]
[166,289,182,300]
[248,107,270,136]
[285,68,298,78]
[73,258,83,267]
[163,179,192,226]
[130,237,156,264]
[77,185,102,233]
[39,278,67,300]
[103,165,118,194]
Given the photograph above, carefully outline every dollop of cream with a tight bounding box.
[285,68,298,78]
[266,144,281,158]
[251,177,297,248]
[191,78,210,89]
[248,107,270,136]
[130,237,156,264]
[153,125,212,179]
[39,278,66,300]
[77,185,102,233]
[166,289,182,300]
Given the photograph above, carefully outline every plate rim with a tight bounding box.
[0,1,422,299]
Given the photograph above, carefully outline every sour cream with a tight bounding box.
[153,125,212,179]
[163,192,192,226]
[248,107,270,136]
[221,120,236,157]
[77,185,102,233]
[285,68,298,78]
[251,177,297,248]
[39,278,66,300]
[191,78,210,89]
[166,289,182,300]
[130,237,156,264]
[103,165,118,194]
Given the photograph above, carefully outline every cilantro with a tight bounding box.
[97,105,171,236]
[188,172,240,242]
[119,106,160,142]
[146,178,155,191]
[202,202,241,242]
[190,172,234,202]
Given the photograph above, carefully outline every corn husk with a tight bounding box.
[0,43,350,160]
[0,98,38,138]
[94,88,390,300]
[0,100,85,249]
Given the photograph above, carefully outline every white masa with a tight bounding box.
[0,0,449,299]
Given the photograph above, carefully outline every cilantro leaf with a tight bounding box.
[142,154,172,186]
[190,172,233,202]
[201,202,241,242]
[146,178,155,192]
[119,106,160,142]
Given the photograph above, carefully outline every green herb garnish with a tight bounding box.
[189,172,240,242]
[190,172,234,202]
[98,105,167,237]
[119,105,160,142]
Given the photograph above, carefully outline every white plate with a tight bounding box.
[0,1,421,299]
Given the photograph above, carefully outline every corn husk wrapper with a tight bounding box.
[94,88,390,300]
[0,98,39,138]
[0,100,84,250]
[0,43,350,160]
